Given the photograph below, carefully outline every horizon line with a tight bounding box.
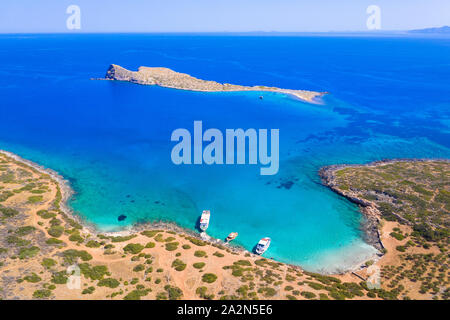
[0,30,431,35]
[1,25,448,35]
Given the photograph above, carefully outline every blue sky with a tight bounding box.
[0,0,449,33]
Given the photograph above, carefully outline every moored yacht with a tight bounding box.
[199,210,210,231]
[255,237,271,255]
[226,232,238,242]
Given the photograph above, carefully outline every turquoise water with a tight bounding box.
[0,34,449,272]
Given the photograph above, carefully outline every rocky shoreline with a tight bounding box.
[319,164,384,252]
[99,64,326,103]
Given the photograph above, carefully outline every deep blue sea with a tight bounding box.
[0,34,449,272]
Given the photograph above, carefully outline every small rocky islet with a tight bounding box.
[101,64,326,103]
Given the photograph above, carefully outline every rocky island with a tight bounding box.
[102,64,326,103]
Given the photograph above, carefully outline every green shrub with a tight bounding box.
[7,235,31,247]
[123,289,151,300]
[145,242,155,248]
[27,195,43,203]
[37,210,56,219]
[164,285,183,300]
[261,287,276,297]
[390,232,405,241]
[51,271,68,284]
[15,226,35,236]
[284,285,294,291]
[41,258,57,269]
[141,230,163,238]
[24,273,42,283]
[47,225,64,238]
[319,293,330,300]
[165,242,179,251]
[33,289,51,299]
[156,292,168,300]
[82,286,95,295]
[213,251,224,257]
[234,260,251,266]
[154,234,174,242]
[196,286,215,299]
[46,238,63,245]
[172,259,187,271]
[301,291,316,299]
[307,282,325,290]
[18,246,40,259]
[133,264,145,272]
[98,278,120,289]
[69,233,84,243]
[62,249,92,263]
[193,262,206,269]
[123,243,144,254]
[110,235,136,242]
[49,218,62,226]
[194,250,207,257]
[286,274,296,282]
[202,273,218,283]
[79,263,109,280]
[0,190,14,202]
[187,237,207,246]
[85,240,101,248]
[0,206,19,217]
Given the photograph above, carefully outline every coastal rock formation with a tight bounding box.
[320,160,450,300]
[104,64,325,103]
[319,165,384,251]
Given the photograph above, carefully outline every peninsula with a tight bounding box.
[321,160,449,300]
[102,64,326,103]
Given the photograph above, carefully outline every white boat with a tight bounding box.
[226,232,238,242]
[199,210,210,231]
[255,237,271,255]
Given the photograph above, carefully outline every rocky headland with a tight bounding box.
[320,159,449,300]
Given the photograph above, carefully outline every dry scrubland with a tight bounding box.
[0,151,448,300]
[322,160,449,300]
